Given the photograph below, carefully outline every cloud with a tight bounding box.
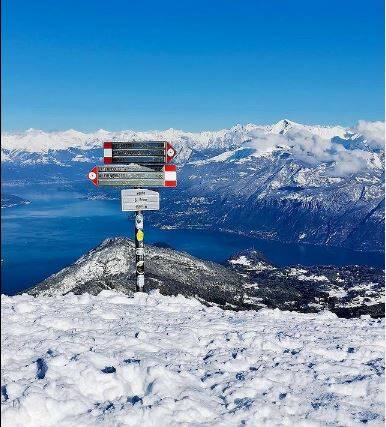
[242,131,288,155]
[243,127,382,177]
[354,120,385,149]
[288,131,378,176]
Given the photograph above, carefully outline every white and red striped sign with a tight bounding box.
[164,164,177,187]
[87,165,177,187]
[103,142,113,163]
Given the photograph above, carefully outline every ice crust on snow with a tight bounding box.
[1,291,384,426]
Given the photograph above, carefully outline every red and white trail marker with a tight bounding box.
[103,142,113,164]
[164,164,177,187]
[88,166,98,186]
[87,164,177,187]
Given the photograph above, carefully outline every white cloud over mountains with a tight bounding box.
[2,120,384,177]
[242,121,384,177]
[287,130,379,177]
[354,120,385,149]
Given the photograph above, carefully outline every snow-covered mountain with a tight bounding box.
[2,119,385,251]
[1,194,31,209]
[27,238,385,318]
[1,119,377,163]
[1,291,384,426]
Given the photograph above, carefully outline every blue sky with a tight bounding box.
[2,0,384,132]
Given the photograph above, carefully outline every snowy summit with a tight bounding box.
[1,291,385,426]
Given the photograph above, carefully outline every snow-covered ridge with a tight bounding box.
[28,238,385,317]
[2,120,383,178]
[1,291,384,426]
[2,119,383,153]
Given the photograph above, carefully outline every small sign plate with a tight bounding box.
[121,189,160,212]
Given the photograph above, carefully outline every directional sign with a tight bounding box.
[87,164,177,187]
[121,189,160,212]
[104,141,176,165]
[87,140,178,294]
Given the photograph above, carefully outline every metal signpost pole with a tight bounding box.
[135,210,145,292]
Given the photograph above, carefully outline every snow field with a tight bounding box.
[1,291,384,426]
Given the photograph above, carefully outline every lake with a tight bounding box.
[1,184,384,295]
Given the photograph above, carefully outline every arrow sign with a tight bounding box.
[121,189,160,211]
[87,164,177,187]
[104,141,176,165]
[165,142,176,163]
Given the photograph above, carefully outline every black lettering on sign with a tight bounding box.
[99,172,164,179]
[111,142,165,150]
[112,149,165,156]
[98,179,165,186]
[99,165,162,172]
[111,156,165,164]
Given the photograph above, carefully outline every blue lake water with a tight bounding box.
[1,184,384,295]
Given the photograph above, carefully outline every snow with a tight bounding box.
[1,291,384,426]
[1,119,376,154]
[229,256,275,273]
[327,288,348,299]
[287,268,329,282]
[179,120,384,177]
[191,148,242,165]
[297,274,330,282]
[354,121,385,150]
[2,120,384,180]
[346,295,385,308]
[267,119,348,140]
[1,129,92,152]
[71,154,92,163]
[288,268,308,276]
[229,255,252,267]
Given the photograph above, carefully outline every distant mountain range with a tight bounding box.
[2,119,384,251]
[1,194,31,209]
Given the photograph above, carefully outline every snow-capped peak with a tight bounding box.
[268,119,349,140]
[269,119,298,134]
[0,120,352,153]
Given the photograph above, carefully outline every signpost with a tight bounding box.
[87,164,177,187]
[88,141,177,292]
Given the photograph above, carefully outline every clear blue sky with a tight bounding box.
[2,0,384,132]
